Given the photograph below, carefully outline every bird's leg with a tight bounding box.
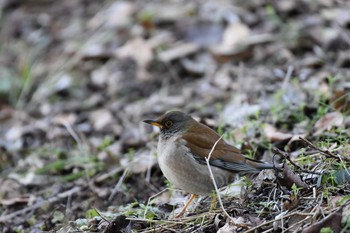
[175,194,198,218]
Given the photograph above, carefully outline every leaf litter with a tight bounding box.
[0,0,350,232]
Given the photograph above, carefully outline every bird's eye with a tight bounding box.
[164,120,173,128]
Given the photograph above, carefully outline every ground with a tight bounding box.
[0,0,350,232]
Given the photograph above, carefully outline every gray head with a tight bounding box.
[144,111,193,138]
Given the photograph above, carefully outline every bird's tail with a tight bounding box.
[246,158,281,171]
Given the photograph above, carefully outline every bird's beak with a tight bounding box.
[143,120,162,128]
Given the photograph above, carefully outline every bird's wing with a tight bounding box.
[181,124,273,172]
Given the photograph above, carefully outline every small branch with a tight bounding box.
[94,208,110,223]
[205,135,229,217]
[299,137,350,177]
[282,65,294,90]
[143,188,170,219]
[272,148,321,175]
[205,135,250,229]
[108,168,129,203]
[299,137,343,161]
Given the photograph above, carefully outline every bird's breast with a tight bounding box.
[157,136,233,195]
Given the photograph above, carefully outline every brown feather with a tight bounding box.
[181,119,274,172]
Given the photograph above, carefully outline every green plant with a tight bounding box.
[320,227,333,233]
[97,137,113,151]
[291,183,302,196]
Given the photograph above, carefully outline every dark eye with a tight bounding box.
[164,120,173,128]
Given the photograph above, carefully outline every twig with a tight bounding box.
[95,167,124,183]
[244,211,317,233]
[128,211,218,233]
[94,208,110,223]
[205,135,250,229]
[108,168,129,203]
[300,137,350,176]
[282,65,294,90]
[337,154,350,177]
[143,188,170,219]
[284,215,313,232]
[61,120,82,145]
[272,147,321,175]
[205,135,230,217]
[0,186,81,222]
[299,137,340,160]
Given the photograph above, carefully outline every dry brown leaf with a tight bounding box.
[53,113,77,126]
[222,22,250,48]
[217,221,236,233]
[222,102,260,127]
[313,112,344,136]
[287,208,314,232]
[121,150,156,174]
[331,91,350,114]
[254,170,277,190]
[116,37,153,66]
[8,172,52,186]
[264,124,293,142]
[1,195,35,206]
[217,218,246,233]
[278,164,308,190]
[301,207,343,233]
[210,22,252,61]
[283,195,299,210]
[116,37,153,81]
[89,109,114,131]
[88,1,136,29]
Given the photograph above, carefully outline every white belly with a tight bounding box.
[157,136,232,195]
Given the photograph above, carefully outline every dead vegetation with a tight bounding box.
[0,0,350,232]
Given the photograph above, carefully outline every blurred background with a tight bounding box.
[0,0,350,232]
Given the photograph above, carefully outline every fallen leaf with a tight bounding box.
[116,37,154,81]
[89,109,114,131]
[330,91,350,114]
[222,22,251,48]
[277,164,308,190]
[254,170,277,190]
[88,1,136,29]
[222,101,260,128]
[210,22,252,62]
[1,195,36,206]
[264,124,293,142]
[121,150,156,174]
[283,195,299,210]
[287,208,313,232]
[8,172,52,186]
[217,218,246,233]
[301,207,343,233]
[314,112,344,136]
[53,113,77,126]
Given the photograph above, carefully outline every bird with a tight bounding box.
[144,111,277,217]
